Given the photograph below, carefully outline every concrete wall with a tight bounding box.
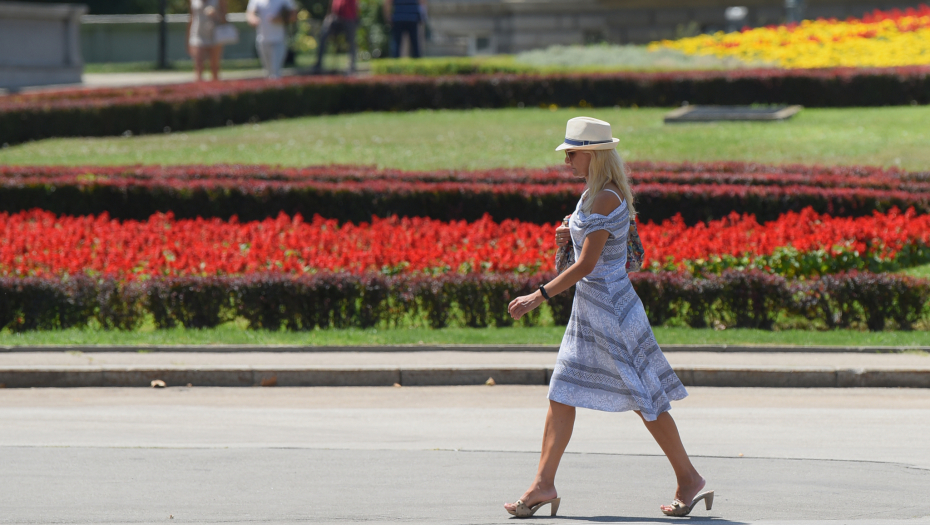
[81,13,258,63]
[0,1,86,89]
[426,0,929,55]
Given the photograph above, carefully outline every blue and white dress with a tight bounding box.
[548,190,688,421]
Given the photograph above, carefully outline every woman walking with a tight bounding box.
[187,0,228,81]
[504,116,713,519]
[246,0,298,79]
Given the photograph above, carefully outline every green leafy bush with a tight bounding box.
[2,271,927,332]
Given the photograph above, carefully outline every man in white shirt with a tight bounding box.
[246,0,298,78]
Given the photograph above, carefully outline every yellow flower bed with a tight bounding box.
[650,6,930,69]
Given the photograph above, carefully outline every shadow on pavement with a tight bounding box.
[555,516,745,524]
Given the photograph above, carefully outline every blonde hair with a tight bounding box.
[581,149,636,218]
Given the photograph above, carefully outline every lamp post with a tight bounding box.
[157,0,169,69]
[785,0,806,23]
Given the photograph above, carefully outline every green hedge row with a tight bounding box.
[0,273,560,332]
[3,67,928,144]
[2,270,927,332]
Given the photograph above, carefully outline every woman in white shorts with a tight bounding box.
[187,0,228,81]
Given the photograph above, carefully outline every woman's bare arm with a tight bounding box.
[508,191,621,320]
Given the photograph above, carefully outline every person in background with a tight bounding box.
[187,0,228,81]
[383,0,427,58]
[312,0,359,74]
[246,0,298,78]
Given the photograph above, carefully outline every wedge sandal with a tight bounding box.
[505,497,561,518]
[661,490,714,517]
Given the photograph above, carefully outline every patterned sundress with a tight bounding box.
[548,190,688,421]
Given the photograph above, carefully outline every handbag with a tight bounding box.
[214,23,240,46]
[626,218,645,272]
[555,215,645,274]
[555,215,574,275]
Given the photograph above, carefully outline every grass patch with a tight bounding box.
[2,106,927,171]
[1,325,929,347]
[654,327,930,347]
[901,263,930,279]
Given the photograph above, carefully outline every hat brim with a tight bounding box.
[555,138,620,152]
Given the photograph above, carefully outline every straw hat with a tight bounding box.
[554,116,620,152]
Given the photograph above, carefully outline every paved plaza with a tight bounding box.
[1,385,929,524]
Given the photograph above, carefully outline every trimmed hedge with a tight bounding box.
[1,271,927,332]
[1,162,926,224]
[2,67,929,144]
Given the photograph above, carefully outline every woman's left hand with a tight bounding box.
[508,291,544,320]
[555,224,570,247]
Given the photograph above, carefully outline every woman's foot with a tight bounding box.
[660,475,706,513]
[504,481,558,514]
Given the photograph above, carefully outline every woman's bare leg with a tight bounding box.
[637,411,705,511]
[503,400,575,512]
[208,45,222,81]
[192,47,205,82]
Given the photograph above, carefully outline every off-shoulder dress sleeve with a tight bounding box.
[577,199,625,240]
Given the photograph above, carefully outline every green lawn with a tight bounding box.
[2,325,929,347]
[902,263,930,279]
[2,107,928,171]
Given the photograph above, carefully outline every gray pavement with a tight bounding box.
[1,386,929,524]
[0,69,270,95]
[82,70,270,87]
[1,66,365,95]
[1,349,929,388]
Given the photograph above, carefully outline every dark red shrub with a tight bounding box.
[3,67,929,144]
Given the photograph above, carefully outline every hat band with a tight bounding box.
[564,138,612,146]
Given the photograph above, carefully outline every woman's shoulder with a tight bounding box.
[590,186,624,217]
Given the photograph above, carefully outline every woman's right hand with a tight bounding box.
[555,225,570,247]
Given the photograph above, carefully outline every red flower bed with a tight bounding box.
[3,206,930,279]
[640,207,930,275]
[1,162,926,224]
[0,210,556,278]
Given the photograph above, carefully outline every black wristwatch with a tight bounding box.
[538,284,551,301]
